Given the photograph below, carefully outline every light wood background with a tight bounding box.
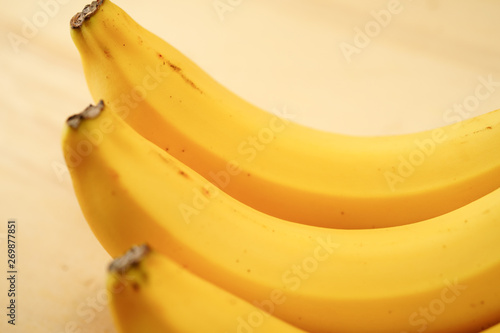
[1,0,500,332]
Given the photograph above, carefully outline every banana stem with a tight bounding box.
[108,244,151,275]
[70,0,104,29]
[66,100,105,129]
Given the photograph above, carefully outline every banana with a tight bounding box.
[63,101,500,333]
[107,244,307,333]
[69,0,500,229]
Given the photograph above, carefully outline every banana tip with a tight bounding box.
[66,100,105,129]
[108,244,151,275]
[70,0,104,29]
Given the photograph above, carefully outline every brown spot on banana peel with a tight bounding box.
[66,100,105,129]
[161,58,203,94]
[103,47,113,59]
[155,152,191,179]
[471,126,493,135]
[179,170,190,179]
[201,187,210,197]
[181,75,202,93]
[70,0,104,29]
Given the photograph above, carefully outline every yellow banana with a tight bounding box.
[63,101,500,333]
[69,0,500,229]
[107,244,307,333]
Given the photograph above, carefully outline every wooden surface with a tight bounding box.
[1,0,500,332]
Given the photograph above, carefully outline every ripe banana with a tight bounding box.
[63,101,500,333]
[69,0,500,229]
[107,244,307,333]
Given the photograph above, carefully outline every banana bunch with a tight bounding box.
[63,102,500,332]
[63,0,500,332]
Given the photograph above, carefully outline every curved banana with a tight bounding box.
[63,101,500,333]
[107,244,306,333]
[69,0,500,229]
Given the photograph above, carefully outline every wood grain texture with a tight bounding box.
[1,1,499,332]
